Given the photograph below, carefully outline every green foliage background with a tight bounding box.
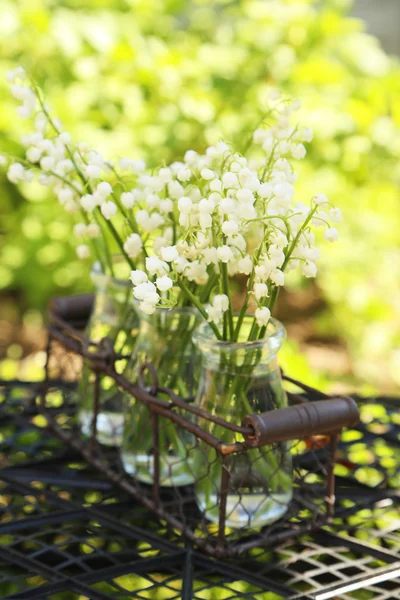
[1,0,400,392]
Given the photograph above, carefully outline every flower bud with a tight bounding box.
[100,201,117,220]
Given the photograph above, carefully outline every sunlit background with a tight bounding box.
[1,0,399,394]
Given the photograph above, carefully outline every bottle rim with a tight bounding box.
[193,316,286,354]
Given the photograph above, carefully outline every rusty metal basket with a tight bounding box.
[41,295,359,557]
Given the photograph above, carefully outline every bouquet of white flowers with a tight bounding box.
[4,67,341,526]
[5,69,340,332]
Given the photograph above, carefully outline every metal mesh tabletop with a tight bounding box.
[0,381,399,599]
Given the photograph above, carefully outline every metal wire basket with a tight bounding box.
[41,295,359,557]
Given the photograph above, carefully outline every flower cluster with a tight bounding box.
[2,68,149,270]
[123,92,340,335]
[2,71,341,343]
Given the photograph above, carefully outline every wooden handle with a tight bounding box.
[242,397,359,447]
[49,294,95,326]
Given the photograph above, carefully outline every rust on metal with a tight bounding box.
[217,455,230,550]
[151,411,160,508]
[217,442,247,456]
[326,432,339,521]
[90,371,101,454]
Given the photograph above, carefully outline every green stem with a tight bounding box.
[112,190,148,259]
[247,205,318,342]
[261,140,279,181]
[94,216,115,277]
[177,280,222,340]
[267,286,280,315]
[48,171,106,271]
[111,191,140,236]
[234,244,264,342]
[102,215,135,269]
[35,89,88,190]
[221,262,234,339]
[172,216,177,245]
[241,108,274,155]
[222,312,227,341]
[199,270,218,304]
[247,318,260,342]
[281,205,318,271]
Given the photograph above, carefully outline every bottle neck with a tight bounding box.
[194,317,285,376]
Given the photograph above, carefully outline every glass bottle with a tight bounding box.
[121,306,202,486]
[191,317,293,529]
[77,257,139,446]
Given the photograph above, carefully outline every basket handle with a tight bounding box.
[48,294,95,328]
[242,397,359,448]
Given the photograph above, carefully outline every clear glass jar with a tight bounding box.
[191,317,293,529]
[77,257,139,446]
[121,306,202,486]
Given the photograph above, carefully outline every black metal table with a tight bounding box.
[0,381,399,600]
